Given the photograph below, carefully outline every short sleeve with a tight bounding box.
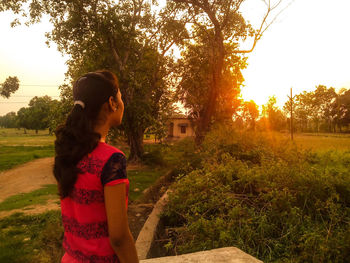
[101,152,128,187]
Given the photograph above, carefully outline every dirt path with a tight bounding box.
[0,157,146,203]
[0,157,56,203]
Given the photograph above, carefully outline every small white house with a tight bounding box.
[167,115,195,139]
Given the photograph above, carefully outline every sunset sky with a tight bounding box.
[0,0,349,116]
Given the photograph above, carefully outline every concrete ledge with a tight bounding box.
[140,247,262,263]
[136,190,169,260]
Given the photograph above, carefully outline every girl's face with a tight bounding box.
[111,89,124,127]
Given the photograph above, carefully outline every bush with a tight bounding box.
[162,124,350,262]
[143,144,166,166]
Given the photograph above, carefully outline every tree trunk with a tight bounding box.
[128,128,144,163]
[117,74,144,162]
[195,33,224,145]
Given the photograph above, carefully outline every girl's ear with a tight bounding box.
[108,96,117,112]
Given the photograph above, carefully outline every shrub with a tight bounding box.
[143,144,166,166]
[162,125,350,262]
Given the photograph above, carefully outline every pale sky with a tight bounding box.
[1,0,350,116]
[240,0,350,107]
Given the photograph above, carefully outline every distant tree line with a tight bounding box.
[0,96,59,134]
[2,84,348,135]
[233,84,350,133]
[283,85,350,133]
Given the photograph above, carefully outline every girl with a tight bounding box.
[54,70,139,263]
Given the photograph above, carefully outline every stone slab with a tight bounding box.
[140,247,262,263]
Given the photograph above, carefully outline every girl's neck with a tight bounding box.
[94,122,110,143]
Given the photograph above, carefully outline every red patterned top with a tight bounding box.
[60,142,129,263]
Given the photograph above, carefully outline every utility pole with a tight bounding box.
[287,87,295,140]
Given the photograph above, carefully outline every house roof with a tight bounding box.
[168,113,193,119]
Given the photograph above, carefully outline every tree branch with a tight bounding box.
[234,0,291,54]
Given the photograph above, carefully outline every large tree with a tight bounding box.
[1,0,183,162]
[313,85,336,132]
[169,0,290,143]
[17,96,57,133]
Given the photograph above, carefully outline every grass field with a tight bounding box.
[264,131,350,152]
[0,128,55,171]
[293,133,350,151]
[0,128,54,146]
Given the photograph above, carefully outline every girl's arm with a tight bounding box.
[104,183,139,263]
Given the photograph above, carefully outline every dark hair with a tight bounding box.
[54,70,119,198]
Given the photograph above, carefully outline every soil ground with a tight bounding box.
[0,157,155,238]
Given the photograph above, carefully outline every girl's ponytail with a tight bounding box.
[54,71,119,198]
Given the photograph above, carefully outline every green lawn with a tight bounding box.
[0,211,63,263]
[0,185,58,212]
[0,145,54,172]
[128,168,165,201]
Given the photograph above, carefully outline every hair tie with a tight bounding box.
[74,100,85,109]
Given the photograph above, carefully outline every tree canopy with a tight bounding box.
[15,96,57,133]
[0,0,184,161]
[0,0,292,153]
[283,85,340,133]
[167,0,289,143]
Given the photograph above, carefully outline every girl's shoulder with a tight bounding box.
[95,142,125,157]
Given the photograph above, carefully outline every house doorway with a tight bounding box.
[169,122,174,137]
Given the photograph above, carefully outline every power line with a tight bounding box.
[8,95,60,98]
[0,102,29,103]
